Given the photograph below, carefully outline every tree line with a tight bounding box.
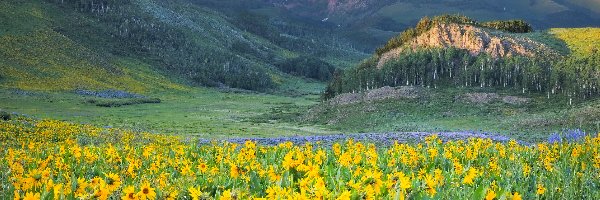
[275,56,336,81]
[324,48,600,101]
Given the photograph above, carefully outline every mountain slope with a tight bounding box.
[0,0,367,93]
[261,0,600,52]
[262,0,599,25]
[375,0,600,28]
[0,1,184,92]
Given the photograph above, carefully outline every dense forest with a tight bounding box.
[275,56,336,81]
[324,47,600,101]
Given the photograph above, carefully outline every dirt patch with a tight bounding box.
[329,93,363,106]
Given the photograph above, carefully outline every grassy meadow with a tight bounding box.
[0,86,334,138]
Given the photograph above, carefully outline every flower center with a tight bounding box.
[143,188,149,194]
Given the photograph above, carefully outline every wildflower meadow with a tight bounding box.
[2,117,600,199]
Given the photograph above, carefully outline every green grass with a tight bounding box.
[0,0,353,139]
[0,88,334,138]
[520,31,570,54]
[304,87,600,142]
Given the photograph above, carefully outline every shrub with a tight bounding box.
[481,20,533,33]
[0,111,11,121]
[93,98,162,107]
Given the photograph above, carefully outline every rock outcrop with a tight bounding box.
[377,23,555,68]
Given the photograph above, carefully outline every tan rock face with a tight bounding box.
[377,23,553,68]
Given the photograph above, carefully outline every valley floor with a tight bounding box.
[1,86,598,143]
[0,87,332,138]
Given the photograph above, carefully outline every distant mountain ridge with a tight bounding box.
[264,0,394,16]
[257,0,600,53]
[263,0,600,28]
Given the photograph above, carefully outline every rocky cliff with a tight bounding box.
[376,23,556,68]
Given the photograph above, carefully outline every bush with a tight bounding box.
[0,111,11,121]
[93,98,162,107]
[481,20,533,33]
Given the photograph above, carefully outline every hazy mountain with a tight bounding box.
[263,0,600,29]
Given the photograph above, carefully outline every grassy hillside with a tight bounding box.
[0,1,184,92]
[0,0,367,93]
[550,28,600,55]
[0,0,363,139]
[305,87,600,141]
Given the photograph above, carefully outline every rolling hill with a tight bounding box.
[0,0,367,93]
[325,15,599,99]
[312,15,600,136]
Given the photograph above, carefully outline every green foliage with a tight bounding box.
[87,98,161,107]
[1,0,369,92]
[375,15,533,56]
[246,103,306,124]
[57,0,276,91]
[230,10,358,58]
[276,56,336,81]
[480,20,533,33]
[0,111,10,121]
[0,88,328,137]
